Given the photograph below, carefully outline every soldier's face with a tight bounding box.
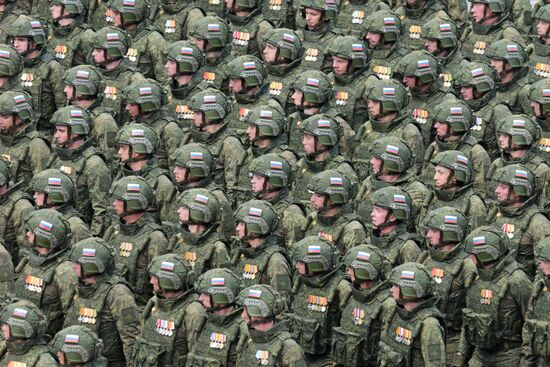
[246,124,258,141]
[33,192,49,208]
[56,352,67,366]
[310,192,327,211]
[366,32,382,48]
[1,324,10,341]
[295,262,307,275]
[304,8,323,29]
[539,260,550,276]
[332,56,350,76]
[50,4,65,20]
[112,198,125,216]
[54,125,71,146]
[370,156,383,175]
[191,38,206,51]
[498,134,512,150]
[71,262,83,278]
[424,39,439,54]
[92,48,107,64]
[11,37,32,54]
[490,59,509,79]
[302,133,317,154]
[225,0,235,10]
[250,174,267,193]
[263,43,278,63]
[531,101,545,118]
[107,9,123,27]
[426,229,442,247]
[537,20,550,38]
[390,285,401,300]
[471,3,490,23]
[433,165,453,188]
[402,76,417,89]
[291,89,304,107]
[63,85,76,102]
[0,114,14,130]
[228,78,244,93]
[199,293,213,308]
[460,86,475,101]
[150,275,162,293]
[370,205,390,228]
[173,166,188,184]
[118,144,132,162]
[434,121,450,138]
[164,60,178,77]
[125,103,140,118]
[495,182,519,203]
[367,99,382,117]
[236,222,247,239]
[177,206,190,223]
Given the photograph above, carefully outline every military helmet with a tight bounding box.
[307,170,352,205]
[237,284,286,318]
[0,91,34,122]
[291,70,332,105]
[369,186,412,221]
[496,114,541,147]
[176,188,220,225]
[301,114,340,147]
[464,225,509,265]
[362,10,401,43]
[226,55,267,88]
[5,14,47,46]
[124,78,165,113]
[364,78,409,112]
[535,236,550,262]
[173,143,215,179]
[421,18,458,49]
[110,176,154,212]
[422,206,469,243]
[291,236,340,273]
[51,326,104,365]
[245,105,286,138]
[343,245,390,281]
[234,199,279,236]
[165,41,204,74]
[397,51,439,84]
[0,301,47,339]
[64,65,102,98]
[263,28,303,61]
[529,78,550,115]
[369,136,414,174]
[24,209,71,250]
[248,153,292,189]
[232,0,259,11]
[471,0,509,14]
[30,169,75,205]
[0,157,11,187]
[148,253,191,292]
[189,88,230,121]
[432,99,474,134]
[390,263,434,299]
[195,268,241,306]
[493,164,536,197]
[431,150,473,184]
[188,16,231,49]
[454,62,496,94]
[90,26,131,59]
[326,35,369,70]
[50,0,87,15]
[69,237,115,275]
[117,123,159,155]
[485,39,527,69]
[50,106,92,136]
[108,0,147,24]
[0,44,23,77]
[299,0,338,19]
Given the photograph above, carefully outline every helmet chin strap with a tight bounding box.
[375,209,396,230]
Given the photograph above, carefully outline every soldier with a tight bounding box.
[187,16,233,90]
[29,169,92,245]
[521,237,550,366]
[103,176,171,307]
[354,78,424,179]
[0,238,13,299]
[107,0,169,84]
[418,207,477,365]
[236,284,307,366]
[50,325,109,366]
[186,88,246,195]
[293,114,357,203]
[48,106,111,236]
[303,170,366,255]
[0,0,22,43]
[334,0,389,37]
[529,78,550,168]
[173,188,231,278]
[287,236,351,366]
[123,78,183,169]
[421,150,488,229]
[90,26,145,126]
[332,245,396,367]
[132,253,207,366]
[6,15,65,137]
[88,0,111,29]
[16,209,77,337]
[0,300,59,366]
[366,187,422,267]
[232,199,292,303]
[114,123,177,223]
[397,50,457,146]
[63,66,119,165]
[527,5,550,83]
[149,0,204,43]
[327,35,375,132]
[65,237,139,367]
[378,263,446,366]
[455,226,532,367]
[47,0,94,68]
[355,136,430,228]
[422,99,491,197]
[489,164,550,277]
[187,268,245,367]
[294,0,339,71]
[163,40,206,132]
[248,153,306,248]
[395,0,450,50]
[0,90,50,190]
[362,10,408,81]
[0,156,34,266]
[0,44,23,93]
[171,143,235,241]
[225,0,273,58]
[461,0,526,64]
[261,28,304,113]
[486,39,531,114]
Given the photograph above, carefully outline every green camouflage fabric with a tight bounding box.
[395,0,468,27]
[334,0,389,37]
[526,5,550,82]
[0,241,13,298]
[50,325,109,366]
[226,5,273,58]
[46,22,94,69]
[149,1,204,43]
[295,14,339,72]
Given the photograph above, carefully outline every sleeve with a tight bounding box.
[266,253,292,304]
[420,316,446,367]
[212,241,232,269]
[0,243,13,293]
[400,240,422,264]
[161,122,184,168]
[510,270,536,317]
[280,339,307,367]
[470,145,491,199]
[403,124,425,175]
[154,175,178,223]
[92,113,119,166]
[54,262,78,313]
[49,61,67,108]
[220,137,246,191]
[182,301,207,353]
[525,215,550,254]
[13,200,34,253]
[520,281,540,367]
[36,353,60,366]
[281,204,306,247]
[148,32,170,86]
[340,221,367,254]
[147,230,171,261]
[108,284,140,367]
[85,156,112,236]
[28,138,51,174]
[466,195,488,230]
